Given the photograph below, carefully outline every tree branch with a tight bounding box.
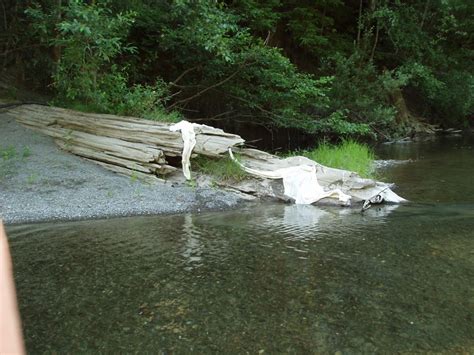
[264,31,271,46]
[170,65,200,86]
[192,110,235,122]
[0,0,7,31]
[0,43,44,57]
[223,91,286,123]
[356,0,363,47]
[420,0,430,30]
[370,22,380,61]
[168,64,250,110]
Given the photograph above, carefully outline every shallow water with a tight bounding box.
[6,135,474,353]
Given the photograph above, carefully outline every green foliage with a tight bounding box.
[230,0,281,33]
[27,0,136,103]
[127,0,333,131]
[224,45,332,132]
[3,0,472,141]
[297,140,376,178]
[26,0,178,121]
[27,173,39,185]
[160,1,243,63]
[1,146,17,161]
[316,110,373,137]
[22,146,31,158]
[433,71,474,126]
[324,53,398,137]
[193,156,248,182]
[0,145,31,181]
[397,62,444,100]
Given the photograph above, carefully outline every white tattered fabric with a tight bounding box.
[169,120,199,180]
[229,149,351,205]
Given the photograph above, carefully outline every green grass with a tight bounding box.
[63,101,105,114]
[1,146,17,160]
[0,145,18,181]
[193,155,248,182]
[1,145,33,182]
[295,140,376,178]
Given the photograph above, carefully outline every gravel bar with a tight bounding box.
[0,112,245,225]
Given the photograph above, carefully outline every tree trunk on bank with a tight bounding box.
[5,104,406,204]
[5,104,244,181]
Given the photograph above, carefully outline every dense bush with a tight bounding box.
[2,0,472,139]
[25,0,178,121]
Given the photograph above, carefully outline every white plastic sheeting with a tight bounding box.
[235,148,407,204]
[229,149,351,205]
[169,120,405,206]
[169,120,199,180]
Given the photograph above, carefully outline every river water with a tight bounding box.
[6,135,474,353]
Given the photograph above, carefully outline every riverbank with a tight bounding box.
[0,113,245,225]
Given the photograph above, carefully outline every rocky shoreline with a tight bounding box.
[0,113,246,225]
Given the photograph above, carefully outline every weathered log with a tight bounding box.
[7,104,244,157]
[5,104,243,181]
[5,103,406,205]
[93,160,165,184]
[229,148,406,204]
[229,149,351,205]
[55,140,175,176]
[15,121,166,165]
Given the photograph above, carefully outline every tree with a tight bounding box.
[2,0,472,141]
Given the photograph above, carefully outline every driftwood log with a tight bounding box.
[5,104,406,204]
[223,148,406,204]
[5,104,244,181]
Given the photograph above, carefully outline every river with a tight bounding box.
[6,134,474,353]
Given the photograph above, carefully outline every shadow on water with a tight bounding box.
[6,134,474,353]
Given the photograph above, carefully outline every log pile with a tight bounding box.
[5,104,244,182]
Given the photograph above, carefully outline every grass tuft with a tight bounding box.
[295,140,376,178]
[193,155,248,182]
[1,145,33,182]
[0,145,18,181]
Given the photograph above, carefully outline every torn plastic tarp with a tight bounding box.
[229,148,351,205]
[169,120,199,180]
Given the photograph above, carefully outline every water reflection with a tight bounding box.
[266,204,400,239]
[377,134,474,203]
[181,214,203,269]
[6,135,474,353]
[282,205,330,230]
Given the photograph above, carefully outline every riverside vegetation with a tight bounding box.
[0,145,31,182]
[1,0,472,171]
[295,140,376,178]
[194,140,375,183]
[3,1,473,134]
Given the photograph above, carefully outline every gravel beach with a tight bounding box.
[0,111,244,225]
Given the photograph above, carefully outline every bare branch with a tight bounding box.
[356,0,363,47]
[224,92,286,123]
[166,90,182,100]
[168,68,241,110]
[192,110,235,122]
[170,65,200,86]
[0,43,44,57]
[370,22,380,61]
[0,0,7,31]
[168,60,257,110]
[264,31,271,46]
[420,0,430,30]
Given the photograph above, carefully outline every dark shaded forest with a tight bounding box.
[1,0,473,143]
